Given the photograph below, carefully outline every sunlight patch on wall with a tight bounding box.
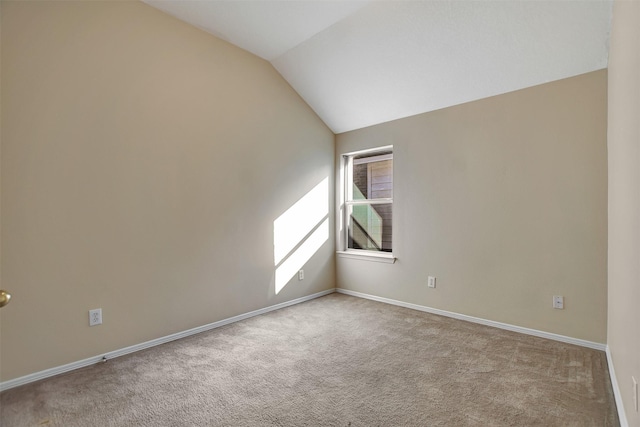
[275,218,329,294]
[274,178,329,294]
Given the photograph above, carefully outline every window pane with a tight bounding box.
[347,203,392,252]
[352,154,392,200]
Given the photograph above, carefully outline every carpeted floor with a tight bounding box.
[0,293,619,426]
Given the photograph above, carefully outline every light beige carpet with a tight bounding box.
[1,293,619,426]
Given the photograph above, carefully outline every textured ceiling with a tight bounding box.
[144,0,612,134]
[144,0,370,60]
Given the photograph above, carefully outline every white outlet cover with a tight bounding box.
[427,276,436,288]
[553,296,564,309]
[89,308,102,326]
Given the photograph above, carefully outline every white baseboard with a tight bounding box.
[0,288,336,392]
[1,287,611,394]
[606,345,629,427]
[336,288,607,351]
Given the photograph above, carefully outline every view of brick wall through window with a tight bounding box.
[350,151,392,252]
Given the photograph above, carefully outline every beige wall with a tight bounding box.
[608,0,640,424]
[0,1,335,382]
[336,70,608,344]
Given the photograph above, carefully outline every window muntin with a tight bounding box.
[344,149,393,253]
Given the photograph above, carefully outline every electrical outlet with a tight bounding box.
[298,270,304,280]
[89,308,102,326]
[553,296,564,309]
[633,376,638,412]
[427,276,436,288]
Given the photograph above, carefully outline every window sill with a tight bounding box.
[336,251,396,264]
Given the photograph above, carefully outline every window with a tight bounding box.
[341,146,393,260]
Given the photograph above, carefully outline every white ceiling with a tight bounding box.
[144,0,613,134]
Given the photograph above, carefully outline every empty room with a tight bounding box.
[1,0,638,425]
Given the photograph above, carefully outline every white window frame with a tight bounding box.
[337,146,396,263]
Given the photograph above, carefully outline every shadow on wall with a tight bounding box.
[273,178,329,294]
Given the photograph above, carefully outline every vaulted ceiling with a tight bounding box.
[143,1,612,134]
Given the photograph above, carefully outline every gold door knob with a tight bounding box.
[0,290,11,307]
